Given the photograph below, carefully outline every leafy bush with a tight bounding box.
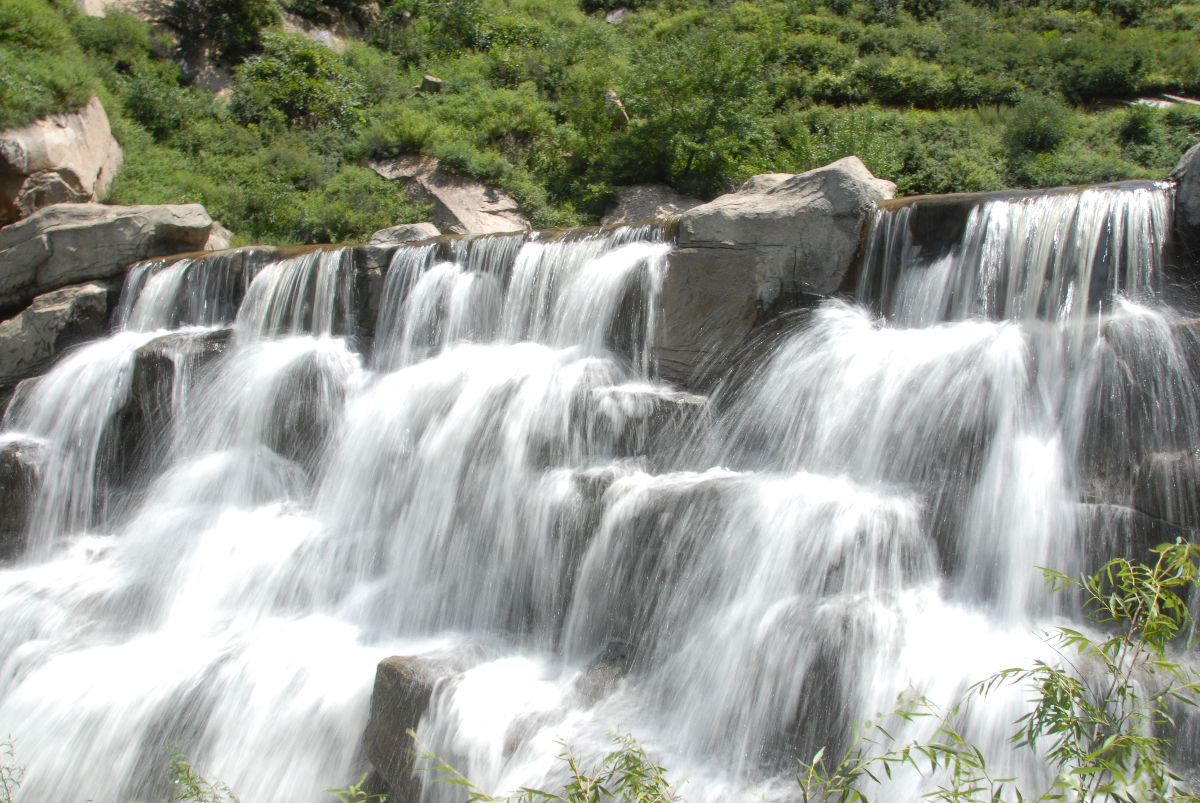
[0,0,97,128]
[231,32,367,130]
[1006,93,1072,153]
[164,0,278,65]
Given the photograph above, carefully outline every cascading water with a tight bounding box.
[0,184,1197,803]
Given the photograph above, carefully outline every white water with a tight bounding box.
[1,192,1197,802]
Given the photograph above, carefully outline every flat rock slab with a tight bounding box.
[0,202,213,315]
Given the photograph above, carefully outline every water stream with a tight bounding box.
[1,186,1197,802]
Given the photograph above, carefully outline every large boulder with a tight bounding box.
[601,184,702,226]
[0,202,213,315]
[1170,142,1200,259]
[0,97,123,222]
[0,282,110,386]
[653,157,896,385]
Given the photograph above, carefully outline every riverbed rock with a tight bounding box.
[583,385,708,462]
[368,222,440,246]
[0,282,110,386]
[0,202,214,315]
[0,437,43,560]
[653,157,896,385]
[1171,142,1200,258]
[601,184,701,226]
[0,97,123,223]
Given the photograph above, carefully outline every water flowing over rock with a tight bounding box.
[654,156,896,384]
[2,163,1199,803]
[0,202,213,315]
[0,97,123,222]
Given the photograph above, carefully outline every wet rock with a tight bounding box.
[655,158,895,386]
[261,350,348,473]
[0,97,123,222]
[1132,451,1200,529]
[573,637,634,704]
[100,329,232,493]
[364,651,480,797]
[0,202,214,315]
[368,222,440,246]
[1082,502,1197,572]
[0,282,109,385]
[1170,142,1200,259]
[584,386,708,461]
[0,437,43,560]
[601,184,701,226]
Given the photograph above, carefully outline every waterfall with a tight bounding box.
[1,187,1196,803]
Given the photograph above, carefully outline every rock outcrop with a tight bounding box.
[0,282,110,386]
[653,157,896,385]
[369,222,440,246]
[370,156,529,235]
[1171,142,1200,258]
[601,184,702,226]
[0,202,213,315]
[0,97,123,222]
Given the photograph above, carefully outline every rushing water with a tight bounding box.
[1,187,1197,802]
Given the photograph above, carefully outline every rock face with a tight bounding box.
[600,184,702,226]
[0,97,123,223]
[1170,142,1200,258]
[0,202,213,315]
[0,282,110,386]
[369,222,440,246]
[370,156,529,235]
[0,437,43,560]
[653,157,896,385]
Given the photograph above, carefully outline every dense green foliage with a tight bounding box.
[2,0,1200,242]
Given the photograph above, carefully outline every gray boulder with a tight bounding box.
[601,184,701,226]
[653,157,896,385]
[0,202,213,315]
[0,97,123,222]
[368,222,440,246]
[1170,142,1200,257]
[0,282,109,385]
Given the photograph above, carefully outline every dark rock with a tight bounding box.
[583,386,708,463]
[420,74,444,93]
[1170,142,1200,260]
[0,437,43,560]
[1133,451,1200,530]
[99,328,231,495]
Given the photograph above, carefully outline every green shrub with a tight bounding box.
[164,0,278,64]
[231,31,367,130]
[292,164,430,243]
[0,0,97,127]
[1006,93,1072,153]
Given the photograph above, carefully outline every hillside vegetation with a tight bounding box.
[2,0,1199,244]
